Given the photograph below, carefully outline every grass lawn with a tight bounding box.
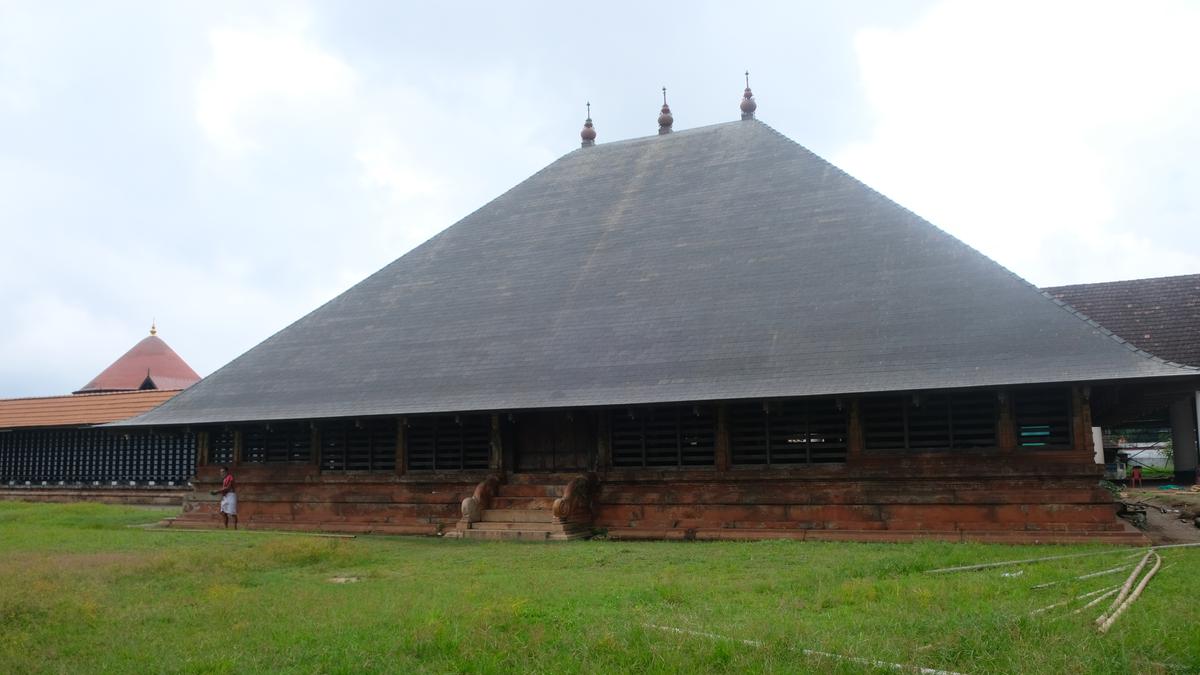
[1,502,1196,674]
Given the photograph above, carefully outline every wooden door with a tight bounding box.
[514,410,594,471]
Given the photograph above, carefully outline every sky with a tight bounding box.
[1,0,1198,397]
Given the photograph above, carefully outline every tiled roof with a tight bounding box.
[76,334,201,393]
[1044,274,1200,367]
[0,390,182,429]
[122,119,1198,426]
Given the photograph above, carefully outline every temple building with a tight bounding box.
[122,86,1199,542]
[1044,274,1199,483]
[0,325,201,502]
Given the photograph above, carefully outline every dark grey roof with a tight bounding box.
[1044,274,1200,367]
[124,119,1198,426]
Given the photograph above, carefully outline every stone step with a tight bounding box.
[491,496,556,510]
[505,472,582,485]
[481,508,555,523]
[471,521,563,532]
[495,484,563,498]
[461,526,593,541]
[461,528,552,541]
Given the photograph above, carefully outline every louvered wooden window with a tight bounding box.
[863,392,998,451]
[208,429,235,466]
[318,419,397,471]
[730,398,848,465]
[0,429,194,485]
[610,405,716,468]
[1014,388,1072,448]
[241,423,310,463]
[406,415,491,471]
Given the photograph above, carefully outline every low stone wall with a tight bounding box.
[0,486,187,506]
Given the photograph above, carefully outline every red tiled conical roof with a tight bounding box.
[75,331,201,394]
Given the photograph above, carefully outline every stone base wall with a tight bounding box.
[166,454,1146,544]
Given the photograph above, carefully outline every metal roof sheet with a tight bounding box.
[121,119,1198,426]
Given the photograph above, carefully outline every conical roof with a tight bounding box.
[126,119,1197,425]
[76,332,201,394]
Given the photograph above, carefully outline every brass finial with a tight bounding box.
[150,319,157,336]
[658,86,674,134]
[580,101,596,147]
[740,70,757,120]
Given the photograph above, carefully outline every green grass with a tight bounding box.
[1,502,1197,674]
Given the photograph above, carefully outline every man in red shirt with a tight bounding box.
[210,466,238,530]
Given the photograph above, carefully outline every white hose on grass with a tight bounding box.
[1031,564,1132,589]
[923,542,1200,575]
[1030,584,1120,616]
[644,623,966,675]
[1070,586,1122,615]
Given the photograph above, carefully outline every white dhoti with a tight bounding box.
[220,492,238,515]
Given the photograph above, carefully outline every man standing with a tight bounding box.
[211,466,238,530]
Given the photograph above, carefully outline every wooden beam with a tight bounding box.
[232,428,243,465]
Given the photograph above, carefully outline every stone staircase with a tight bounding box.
[449,474,594,541]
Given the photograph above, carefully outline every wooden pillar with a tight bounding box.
[846,399,864,461]
[1071,387,1088,454]
[197,430,209,467]
[997,390,1017,452]
[310,423,320,468]
[715,403,731,471]
[395,416,407,476]
[1078,388,1095,458]
[1170,395,1198,485]
[596,409,611,472]
[232,428,243,465]
[490,413,504,473]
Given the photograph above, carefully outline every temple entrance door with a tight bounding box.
[513,410,593,472]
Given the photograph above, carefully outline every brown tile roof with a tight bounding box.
[1044,274,1200,367]
[75,334,201,393]
[0,390,183,430]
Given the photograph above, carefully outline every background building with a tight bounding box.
[0,326,201,504]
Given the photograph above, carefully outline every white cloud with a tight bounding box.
[839,0,1200,285]
[194,12,357,154]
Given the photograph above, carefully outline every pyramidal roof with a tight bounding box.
[76,330,201,394]
[125,118,1197,426]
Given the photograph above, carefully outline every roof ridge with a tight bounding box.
[1044,272,1200,291]
[578,118,747,150]
[753,118,1200,376]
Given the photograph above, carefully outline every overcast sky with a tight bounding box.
[2,0,1198,398]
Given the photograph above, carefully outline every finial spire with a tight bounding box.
[658,86,674,134]
[150,319,157,336]
[740,70,757,120]
[580,101,596,147]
